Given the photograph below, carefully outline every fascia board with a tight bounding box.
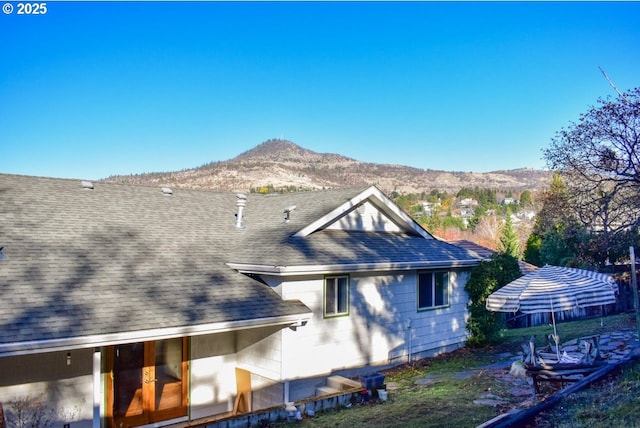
[293,186,433,239]
[0,312,312,358]
[227,259,480,276]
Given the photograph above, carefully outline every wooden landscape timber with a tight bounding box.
[478,355,638,428]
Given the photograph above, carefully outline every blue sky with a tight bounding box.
[1,1,639,180]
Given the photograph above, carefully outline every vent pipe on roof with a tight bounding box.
[235,193,247,228]
[284,205,297,222]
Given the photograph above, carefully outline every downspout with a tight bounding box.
[284,381,290,404]
[406,319,413,363]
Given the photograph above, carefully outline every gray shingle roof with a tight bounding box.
[0,174,311,354]
[228,186,479,271]
[0,174,480,355]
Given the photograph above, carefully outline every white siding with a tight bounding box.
[325,201,403,233]
[189,327,288,418]
[236,326,284,380]
[277,269,470,385]
[0,349,94,428]
[189,332,238,418]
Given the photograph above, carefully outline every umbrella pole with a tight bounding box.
[551,311,560,361]
[550,298,560,361]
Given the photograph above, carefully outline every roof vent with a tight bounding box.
[235,193,247,228]
[161,187,173,195]
[284,205,297,222]
[81,180,94,189]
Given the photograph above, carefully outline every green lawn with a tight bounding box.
[272,313,638,428]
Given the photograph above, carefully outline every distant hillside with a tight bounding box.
[104,139,551,194]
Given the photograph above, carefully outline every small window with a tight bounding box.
[418,271,449,310]
[324,275,349,317]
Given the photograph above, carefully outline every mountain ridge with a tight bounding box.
[104,139,551,194]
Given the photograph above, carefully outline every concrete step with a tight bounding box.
[315,386,341,396]
[327,375,362,391]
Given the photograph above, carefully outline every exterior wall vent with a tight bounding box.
[161,187,173,195]
[81,181,94,189]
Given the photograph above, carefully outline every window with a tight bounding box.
[418,271,449,310]
[324,275,349,317]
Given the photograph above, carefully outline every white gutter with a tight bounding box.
[227,259,480,276]
[0,312,312,358]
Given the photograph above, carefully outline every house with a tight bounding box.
[0,174,480,428]
[421,201,440,217]
[457,198,477,208]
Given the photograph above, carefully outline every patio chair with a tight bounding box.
[543,333,602,365]
[521,336,552,368]
[546,333,561,355]
[578,335,601,365]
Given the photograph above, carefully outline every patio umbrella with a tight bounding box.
[486,265,618,360]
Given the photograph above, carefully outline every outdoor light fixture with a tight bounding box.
[66,352,71,366]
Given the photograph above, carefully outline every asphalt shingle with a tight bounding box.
[0,174,479,353]
[0,175,311,352]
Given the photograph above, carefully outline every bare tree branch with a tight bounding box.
[598,66,630,103]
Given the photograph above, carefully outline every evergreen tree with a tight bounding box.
[465,253,521,346]
[498,216,520,259]
[526,173,580,266]
[519,190,532,208]
[523,233,543,267]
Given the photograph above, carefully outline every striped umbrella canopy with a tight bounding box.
[486,265,618,314]
[486,265,618,361]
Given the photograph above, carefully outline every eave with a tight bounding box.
[0,312,312,358]
[227,259,480,276]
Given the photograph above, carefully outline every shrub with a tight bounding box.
[465,253,521,346]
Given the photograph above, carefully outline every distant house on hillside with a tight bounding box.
[422,201,441,216]
[0,174,481,428]
[458,198,477,208]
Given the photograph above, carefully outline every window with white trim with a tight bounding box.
[418,271,449,310]
[324,275,349,317]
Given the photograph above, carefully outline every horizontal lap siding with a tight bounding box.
[190,327,288,418]
[190,333,238,418]
[0,349,94,428]
[408,270,470,358]
[279,270,470,380]
[236,327,283,381]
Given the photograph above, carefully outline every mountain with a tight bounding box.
[104,139,551,194]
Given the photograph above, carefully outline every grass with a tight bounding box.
[275,374,505,428]
[495,311,635,352]
[534,344,640,427]
[271,313,638,428]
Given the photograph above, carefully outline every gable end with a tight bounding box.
[294,186,433,239]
